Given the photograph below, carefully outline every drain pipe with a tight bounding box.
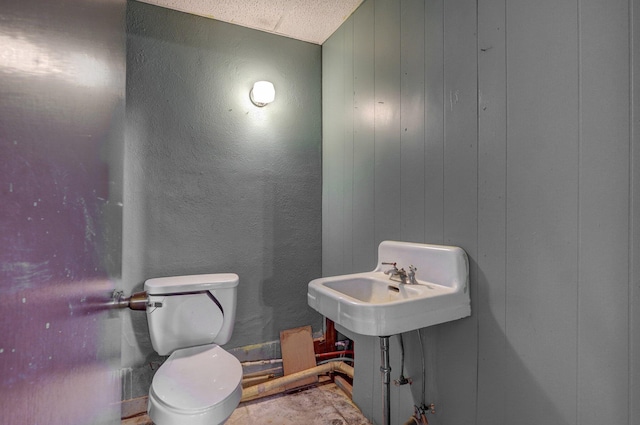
[380,336,391,425]
[241,360,354,402]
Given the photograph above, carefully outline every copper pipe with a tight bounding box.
[110,291,148,310]
[127,291,148,310]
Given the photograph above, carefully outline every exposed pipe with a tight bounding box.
[242,367,282,379]
[315,350,355,360]
[242,373,276,387]
[403,405,429,425]
[395,334,411,385]
[110,291,148,310]
[241,358,283,367]
[241,361,354,402]
[398,333,406,377]
[317,357,355,366]
[380,336,391,425]
[417,329,426,406]
[241,351,354,367]
[314,318,338,353]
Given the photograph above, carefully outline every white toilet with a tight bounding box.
[144,273,243,425]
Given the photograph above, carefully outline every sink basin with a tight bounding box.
[323,277,426,303]
[307,241,471,336]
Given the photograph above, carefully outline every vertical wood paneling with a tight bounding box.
[436,1,479,423]
[349,333,378,424]
[322,28,345,277]
[506,1,579,423]
[323,0,638,424]
[578,1,630,423]
[400,0,426,243]
[422,6,447,416]
[442,0,478,246]
[477,0,507,422]
[342,19,355,273]
[373,0,402,245]
[424,0,445,244]
[631,1,640,423]
[352,0,376,272]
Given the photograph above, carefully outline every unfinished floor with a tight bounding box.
[229,383,371,424]
[123,383,371,425]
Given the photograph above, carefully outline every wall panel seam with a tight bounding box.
[627,0,639,425]
[441,0,446,243]
[576,0,582,422]
[474,2,481,423]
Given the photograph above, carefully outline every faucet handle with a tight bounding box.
[407,265,417,283]
[382,262,398,275]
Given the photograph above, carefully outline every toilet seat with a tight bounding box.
[148,344,242,425]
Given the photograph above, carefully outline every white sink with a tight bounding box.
[307,241,471,336]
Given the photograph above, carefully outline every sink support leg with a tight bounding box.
[380,336,391,425]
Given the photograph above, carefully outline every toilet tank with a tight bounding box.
[144,273,239,356]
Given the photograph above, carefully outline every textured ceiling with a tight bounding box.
[136,0,364,45]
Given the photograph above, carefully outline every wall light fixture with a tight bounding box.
[250,81,275,107]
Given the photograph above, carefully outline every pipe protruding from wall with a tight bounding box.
[110,290,148,310]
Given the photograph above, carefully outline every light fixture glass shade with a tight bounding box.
[250,81,275,106]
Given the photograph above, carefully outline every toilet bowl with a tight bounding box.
[144,273,242,425]
[148,344,242,425]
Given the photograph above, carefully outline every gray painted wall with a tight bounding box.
[123,1,322,397]
[323,0,639,424]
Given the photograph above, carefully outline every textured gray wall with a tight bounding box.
[122,1,322,394]
[323,0,639,424]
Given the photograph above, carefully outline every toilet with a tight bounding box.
[144,273,243,425]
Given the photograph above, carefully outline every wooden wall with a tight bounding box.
[322,0,639,424]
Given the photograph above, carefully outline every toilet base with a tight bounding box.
[148,382,242,425]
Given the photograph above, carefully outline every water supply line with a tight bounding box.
[315,350,355,361]
[110,290,148,310]
[395,329,434,425]
[394,334,411,386]
[417,329,426,408]
[404,329,435,424]
[403,408,429,425]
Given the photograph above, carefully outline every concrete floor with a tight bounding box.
[227,383,372,425]
[122,383,372,425]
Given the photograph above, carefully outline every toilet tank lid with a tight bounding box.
[144,273,239,295]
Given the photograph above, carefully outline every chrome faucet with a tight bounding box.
[407,265,417,284]
[382,262,417,284]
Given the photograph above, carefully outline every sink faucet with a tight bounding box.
[407,265,417,284]
[382,262,417,284]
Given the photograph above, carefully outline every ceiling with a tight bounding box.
[136,0,364,45]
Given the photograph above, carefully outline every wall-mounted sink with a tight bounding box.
[307,241,470,336]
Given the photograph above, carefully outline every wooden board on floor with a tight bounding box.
[121,414,152,425]
[121,396,148,419]
[280,326,317,390]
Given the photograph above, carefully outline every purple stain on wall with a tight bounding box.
[0,138,118,422]
[0,0,125,424]
[0,103,121,424]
